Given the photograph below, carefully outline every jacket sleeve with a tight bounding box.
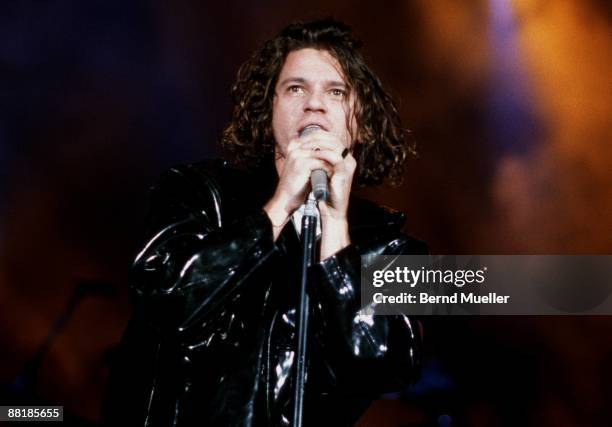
[129,165,276,339]
[310,233,426,393]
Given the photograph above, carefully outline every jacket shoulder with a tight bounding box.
[149,159,272,228]
[146,159,235,231]
[163,159,243,193]
[349,196,428,255]
[180,159,247,190]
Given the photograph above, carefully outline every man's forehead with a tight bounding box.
[278,48,348,85]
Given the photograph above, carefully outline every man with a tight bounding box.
[104,19,426,426]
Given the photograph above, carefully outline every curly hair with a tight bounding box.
[221,18,415,186]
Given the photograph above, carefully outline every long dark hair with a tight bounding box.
[222,18,414,186]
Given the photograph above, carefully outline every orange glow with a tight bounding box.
[492,0,612,252]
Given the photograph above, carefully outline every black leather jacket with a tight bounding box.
[103,159,426,426]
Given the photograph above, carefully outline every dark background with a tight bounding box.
[1,1,611,425]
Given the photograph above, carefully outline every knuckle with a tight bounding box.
[287,150,298,161]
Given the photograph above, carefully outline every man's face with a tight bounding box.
[272,48,357,163]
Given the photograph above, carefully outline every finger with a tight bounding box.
[312,149,356,176]
[311,149,344,166]
[287,144,323,162]
[297,150,349,180]
[286,139,303,154]
[300,134,346,152]
[302,142,351,164]
[287,148,334,169]
[302,158,334,176]
[300,137,342,152]
[343,152,357,173]
[292,144,344,160]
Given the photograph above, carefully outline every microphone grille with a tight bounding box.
[299,124,321,138]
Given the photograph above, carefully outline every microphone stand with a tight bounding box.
[291,195,318,427]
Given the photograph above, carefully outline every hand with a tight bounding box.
[299,130,356,259]
[265,128,356,258]
[298,130,356,221]
[264,133,333,239]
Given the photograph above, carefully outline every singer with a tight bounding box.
[103,19,426,426]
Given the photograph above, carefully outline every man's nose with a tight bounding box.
[303,90,326,113]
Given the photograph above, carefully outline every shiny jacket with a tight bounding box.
[103,159,426,426]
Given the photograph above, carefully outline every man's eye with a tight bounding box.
[330,88,347,97]
[288,86,304,94]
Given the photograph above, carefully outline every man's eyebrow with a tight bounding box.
[278,77,348,88]
[326,80,348,88]
[278,77,307,86]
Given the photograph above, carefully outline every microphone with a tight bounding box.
[299,125,329,202]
